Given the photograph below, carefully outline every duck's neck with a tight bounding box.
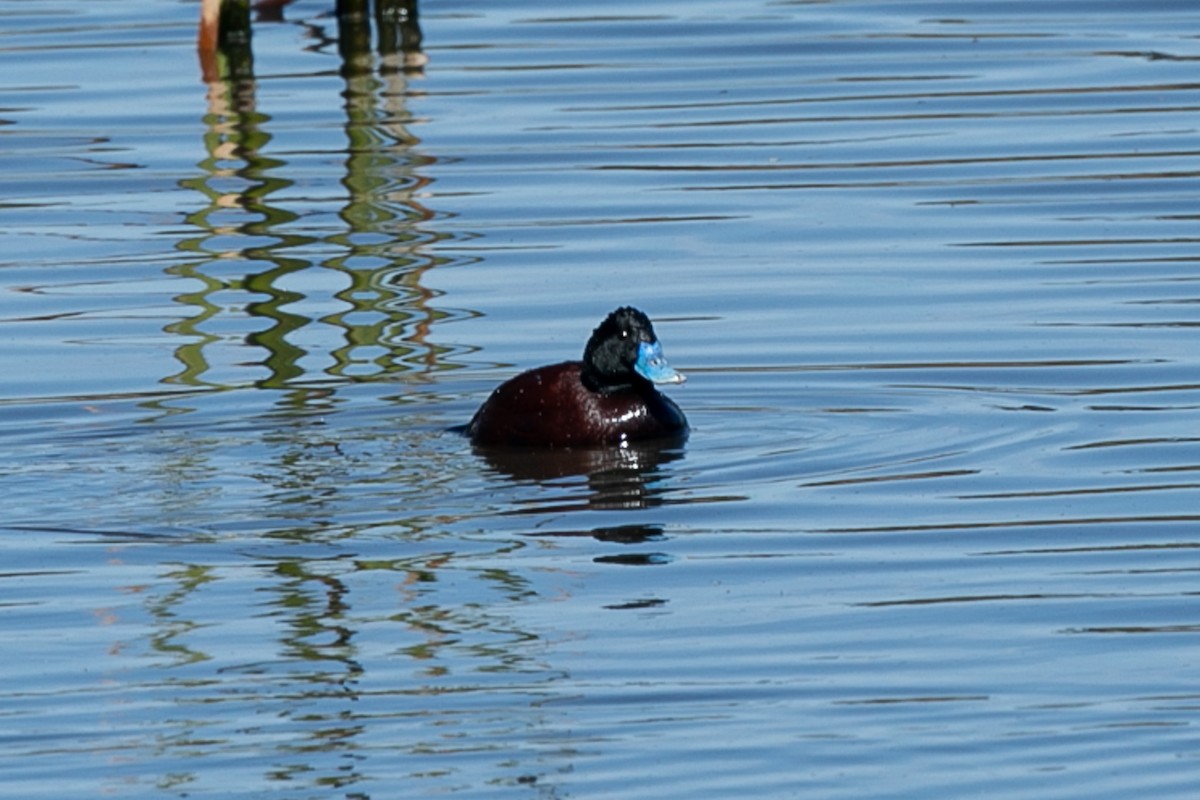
[580,363,642,395]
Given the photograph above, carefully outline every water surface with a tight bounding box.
[3,0,1200,797]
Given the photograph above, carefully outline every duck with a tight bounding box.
[465,306,688,448]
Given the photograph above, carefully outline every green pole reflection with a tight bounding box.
[177,1,440,393]
[326,0,446,380]
[149,8,554,791]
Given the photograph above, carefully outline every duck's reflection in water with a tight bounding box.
[472,439,689,587]
[473,437,686,512]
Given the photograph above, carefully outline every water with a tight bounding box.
[3,0,1200,797]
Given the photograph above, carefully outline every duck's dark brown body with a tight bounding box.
[466,361,687,448]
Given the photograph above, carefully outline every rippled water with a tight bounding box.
[4,0,1200,797]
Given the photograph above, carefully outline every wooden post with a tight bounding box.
[198,0,253,83]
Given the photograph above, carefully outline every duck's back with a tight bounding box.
[466,361,686,448]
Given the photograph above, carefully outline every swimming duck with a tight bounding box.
[466,306,688,448]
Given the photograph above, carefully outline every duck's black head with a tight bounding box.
[581,306,685,393]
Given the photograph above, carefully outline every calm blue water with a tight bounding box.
[4,0,1200,797]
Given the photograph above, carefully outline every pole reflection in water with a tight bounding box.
[151,6,564,793]
[177,0,440,395]
[328,0,444,382]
